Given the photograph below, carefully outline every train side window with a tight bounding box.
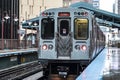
[41,18,54,39]
[74,18,88,40]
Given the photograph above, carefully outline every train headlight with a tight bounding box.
[81,45,87,51]
[48,44,53,50]
[85,12,88,16]
[75,45,80,50]
[74,12,78,15]
[42,44,47,50]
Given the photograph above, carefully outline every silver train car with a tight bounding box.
[38,7,105,79]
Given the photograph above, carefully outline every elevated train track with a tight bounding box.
[0,61,42,80]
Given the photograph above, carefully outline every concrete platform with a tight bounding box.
[0,48,38,70]
[0,48,37,57]
[76,47,120,80]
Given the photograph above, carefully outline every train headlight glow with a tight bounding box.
[48,44,53,50]
[42,12,46,16]
[84,12,88,16]
[81,45,87,51]
[42,44,47,50]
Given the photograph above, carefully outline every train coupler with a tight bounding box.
[57,66,69,78]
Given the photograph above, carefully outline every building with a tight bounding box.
[114,0,120,14]
[108,28,120,47]
[0,0,19,49]
[63,0,92,7]
[113,0,120,46]
[0,0,19,39]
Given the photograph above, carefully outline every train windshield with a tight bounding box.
[59,19,70,36]
[41,18,54,39]
[74,18,88,40]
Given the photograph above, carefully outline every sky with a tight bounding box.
[99,0,115,12]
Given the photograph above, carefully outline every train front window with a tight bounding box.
[74,18,88,40]
[41,18,54,39]
[59,19,70,36]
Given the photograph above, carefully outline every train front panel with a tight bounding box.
[38,8,93,61]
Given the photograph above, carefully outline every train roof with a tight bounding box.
[22,17,39,30]
[41,7,89,13]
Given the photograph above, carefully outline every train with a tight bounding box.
[38,7,105,79]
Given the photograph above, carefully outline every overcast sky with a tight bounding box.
[99,0,115,12]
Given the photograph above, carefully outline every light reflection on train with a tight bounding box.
[38,7,105,79]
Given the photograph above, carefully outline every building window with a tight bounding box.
[29,5,31,15]
[42,0,44,6]
[21,5,23,14]
[33,0,34,5]
[32,5,33,14]
[27,0,29,5]
[40,6,41,12]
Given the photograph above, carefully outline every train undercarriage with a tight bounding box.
[40,60,89,80]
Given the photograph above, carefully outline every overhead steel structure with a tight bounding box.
[22,17,39,30]
[70,2,120,29]
[22,2,120,29]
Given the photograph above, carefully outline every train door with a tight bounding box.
[56,18,72,59]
